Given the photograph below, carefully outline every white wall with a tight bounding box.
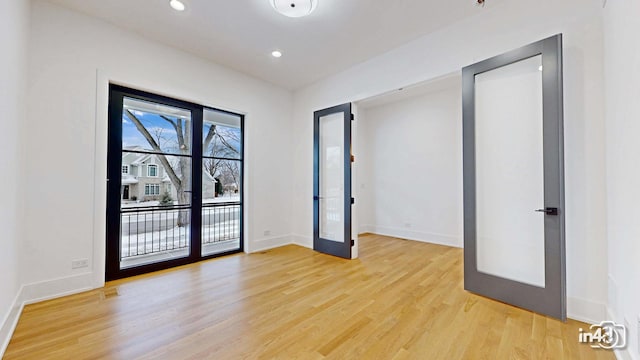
[0,0,29,355]
[291,0,608,323]
[357,87,462,247]
[20,1,293,300]
[603,0,640,358]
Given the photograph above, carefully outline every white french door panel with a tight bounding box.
[475,55,546,288]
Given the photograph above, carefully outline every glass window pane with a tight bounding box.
[120,154,191,269]
[201,159,241,256]
[120,207,191,269]
[475,55,545,287]
[319,113,344,243]
[203,108,241,159]
[121,154,191,207]
[123,97,192,155]
[201,159,241,202]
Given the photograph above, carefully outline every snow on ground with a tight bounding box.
[119,194,241,261]
[121,219,240,258]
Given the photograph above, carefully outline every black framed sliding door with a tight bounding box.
[106,85,244,280]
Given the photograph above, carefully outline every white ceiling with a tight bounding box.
[47,0,499,90]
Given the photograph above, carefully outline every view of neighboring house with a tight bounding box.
[121,146,218,202]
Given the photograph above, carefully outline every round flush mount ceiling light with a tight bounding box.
[170,0,186,11]
[271,50,283,58]
[271,0,318,18]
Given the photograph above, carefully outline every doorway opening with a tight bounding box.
[353,73,464,251]
[348,35,566,320]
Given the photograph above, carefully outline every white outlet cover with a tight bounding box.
[72,259,89,269]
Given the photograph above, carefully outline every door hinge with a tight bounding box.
[351,239,355,246]
[350,113,355,121]
[351,197,355,205]
[351,154,355,163]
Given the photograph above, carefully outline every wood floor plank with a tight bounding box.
[4,234,615,359]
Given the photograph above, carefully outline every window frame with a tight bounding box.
[106,84,245,281]
[147,164,158,177]
[144,183,160,196]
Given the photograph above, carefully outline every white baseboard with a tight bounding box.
[614,347,635,360]
[358,224,375,235]
[249,235,292,253]
[607,307,638,360]
[0,289,23,358]
[20,272,95,305]
[567,296,607,324]
[361,225,462,248]
[0,272,98,358]
[291,234,312,248]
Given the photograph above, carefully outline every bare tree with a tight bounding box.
[220,161,240,193]
[203,134,224,179]
[203,124,240,195]
[126,110,203,226]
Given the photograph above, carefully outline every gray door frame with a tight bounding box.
[462,34,566,320]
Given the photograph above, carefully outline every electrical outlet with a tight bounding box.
[263,230,271,236]
[71,259,89,269]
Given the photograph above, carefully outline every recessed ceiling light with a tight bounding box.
[271,0,318,18]
[271,50,283,58]
[538,65,543,72]
[170,0,186,11]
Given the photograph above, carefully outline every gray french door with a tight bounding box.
[313,103,353,259]
[462,34,566,320]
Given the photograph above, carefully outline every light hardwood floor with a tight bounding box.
[5,235,614,359]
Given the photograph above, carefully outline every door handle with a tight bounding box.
[314,196,327,200]
[535,207,558,215]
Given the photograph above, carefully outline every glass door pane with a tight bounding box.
[201,108,243,257]
[119,97,192,269]
[474,55,545,287]
[319,112,345,243]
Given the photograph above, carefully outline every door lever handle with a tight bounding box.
[535,207,558,215]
